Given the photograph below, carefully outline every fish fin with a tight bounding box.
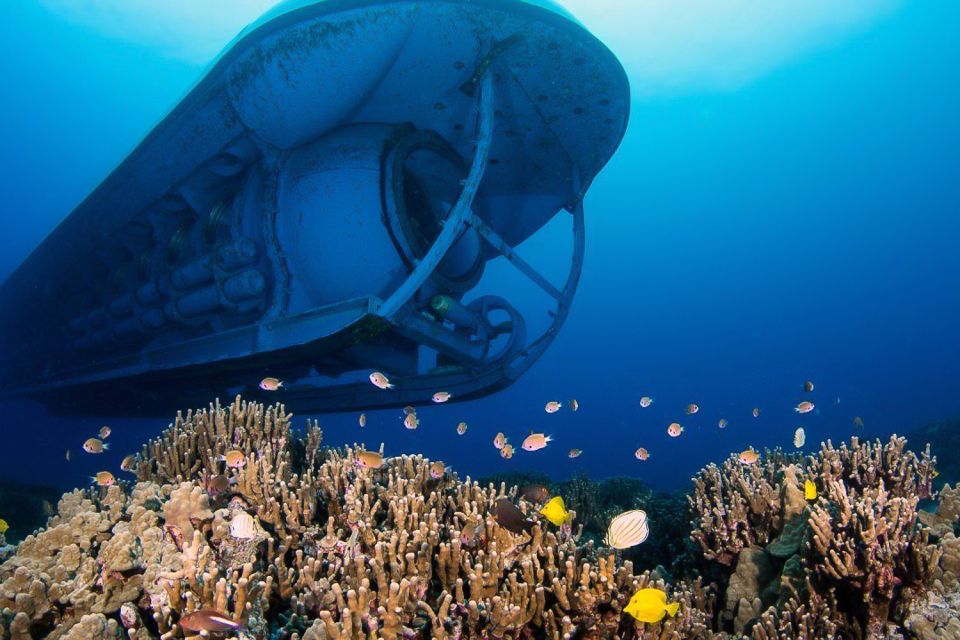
[387,383,395,389]
[545,435,553,443]
[102,443,110,450]
[89,477,96,484]
[665,602,679,617]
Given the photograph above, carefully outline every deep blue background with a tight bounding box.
[0,1,958,492]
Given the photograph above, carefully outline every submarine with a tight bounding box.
[0,0,629,415]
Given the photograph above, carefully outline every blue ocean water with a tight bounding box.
[0,0,958,492]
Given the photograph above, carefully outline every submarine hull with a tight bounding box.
[0,0,629,415]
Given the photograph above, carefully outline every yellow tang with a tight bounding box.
[0,518,8,535]
[624,588,679,623]
[805,479,818,501]
[539,496,572,526]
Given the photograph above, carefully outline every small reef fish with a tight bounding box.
[369,371,394,389]
[718,418,728,429]
[98,426,111,439]
[432,391,452,403]
[179,609,244,633]
[65,450,71,462]
[568,448,582,458]
[793,427,806,448]
[544,401,562,413]
[804,380,815,392]
[259,377,283,391]
[738,449,760,465]
[854,416,865,428]
[539,496,573,526]
[634,447,649,461]
[568,399,579,411]
[83,438,109,454]
[605,510,649,549]
[667,423,683,438]
[521,484,551,503]
[639,396,654,408]
[493,498,534,534]
[355,451,384,469]
[120,455,138,473]
[522,432,552,451]
[42,500,54,517]
[0,519,8,534]
[752,407,761,418]
[221,450,246,469]
[430,461,446,479]
[404,413,420,430]
[358,413,366,427]
[493,432,506,449]
[91,471,115,487]
[500,444,515,459]
[685,403,699,415]
[229,511,258,540]
[805,479,818,501]
[624,588,679,624]
[795,401,815,414]
[456,421,468,435]
[460,520,485,547]
[403,405,416,415]
[206,474,233,496]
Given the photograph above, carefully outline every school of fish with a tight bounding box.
[43,370,869,567]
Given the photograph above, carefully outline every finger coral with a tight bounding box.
[689,434,949,638]
[3,397,956,640]
[0,396,715,640]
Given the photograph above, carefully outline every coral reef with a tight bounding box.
[689,434,949,638]
[2,397,958,640]
[0,397,714,639]
[907,418,960,490]
[480,473,697,579]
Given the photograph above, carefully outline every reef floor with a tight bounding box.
[1,396,959,639]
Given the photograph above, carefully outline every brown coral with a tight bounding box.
[690,435,945,638]
[1,397,716,640]
[688,449,798,565]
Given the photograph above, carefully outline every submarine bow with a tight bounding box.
[0,0,630,415]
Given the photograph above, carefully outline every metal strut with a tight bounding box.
[376,71,496,320]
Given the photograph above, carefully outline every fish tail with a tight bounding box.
[665,602,679,617]
[545,434,553,443]
[102,442,110,450]
[387,383,395,389]
[88,476,97,484]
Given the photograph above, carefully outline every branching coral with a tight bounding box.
[138,395,324,542]
[4,396,954,640]
[688,449,801,565]
[0,397,715,640]
[689,435,947,638]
